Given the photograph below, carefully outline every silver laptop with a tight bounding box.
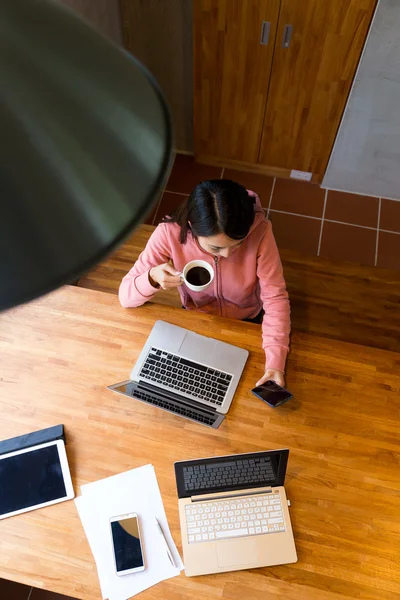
[108,320,248,428]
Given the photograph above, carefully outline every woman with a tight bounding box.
[119,180,290,387]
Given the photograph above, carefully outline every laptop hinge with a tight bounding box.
[191,487,273,503]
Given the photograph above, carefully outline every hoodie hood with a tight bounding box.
[247,189,267,233]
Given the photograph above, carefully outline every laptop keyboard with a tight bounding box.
[130,384,221,428]
[139,347,232,405]
[183,456,275,493]
[185,494,285,543]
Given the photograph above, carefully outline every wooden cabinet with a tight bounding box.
[194,0,377,182]
[194,0,280,163]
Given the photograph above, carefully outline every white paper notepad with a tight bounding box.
[75,464,183,600]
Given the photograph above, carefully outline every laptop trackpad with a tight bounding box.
[216,539,259,568]
[178,333,217,361]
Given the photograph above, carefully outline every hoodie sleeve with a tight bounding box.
[256,221,291,372]
[118,224,172,308]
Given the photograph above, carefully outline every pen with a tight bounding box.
[155,517,177,568]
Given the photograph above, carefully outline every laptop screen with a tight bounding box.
[174,449,289,499]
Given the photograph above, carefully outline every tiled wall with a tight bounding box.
[146,154,400,270]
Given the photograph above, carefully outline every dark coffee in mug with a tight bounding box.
[185,266,211,287]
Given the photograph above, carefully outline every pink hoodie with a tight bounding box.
[119,193,290,372]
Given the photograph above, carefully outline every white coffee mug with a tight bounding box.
[182,260,214,292]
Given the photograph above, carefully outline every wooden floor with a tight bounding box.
[78,224,400,353]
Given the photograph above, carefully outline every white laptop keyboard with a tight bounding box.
[185,493,285,543]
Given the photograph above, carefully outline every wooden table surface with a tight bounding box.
[0,286,399,600]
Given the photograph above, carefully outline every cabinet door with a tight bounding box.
[258,0,377,181]
[194,0,280,163]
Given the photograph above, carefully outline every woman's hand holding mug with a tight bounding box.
[149,263,182,290]
[149,260,215,292]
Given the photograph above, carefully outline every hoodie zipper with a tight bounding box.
[190,203,265,317]
[193,237,223,316]
[213,255,223,317]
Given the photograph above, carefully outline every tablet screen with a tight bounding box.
[0,444,67,516]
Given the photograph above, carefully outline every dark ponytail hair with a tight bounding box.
[162,179,255,244]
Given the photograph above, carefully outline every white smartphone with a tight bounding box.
[110,512,145,575]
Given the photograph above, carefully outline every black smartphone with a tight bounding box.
[251,380,293,407]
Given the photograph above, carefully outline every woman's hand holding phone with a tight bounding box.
[256,368,285,388]
[252,379,292,407]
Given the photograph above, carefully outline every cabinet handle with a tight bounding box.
[260,21,270,45]
[282,24,293,48]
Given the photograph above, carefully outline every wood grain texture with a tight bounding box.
[194,0,281,163]
[195,153,296,181]
[77,224,181,308]
[120,0,193,152]
[78,225,400,354]
[0,286,399,599]
[259,0,377,181]
[282,248,400,354]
